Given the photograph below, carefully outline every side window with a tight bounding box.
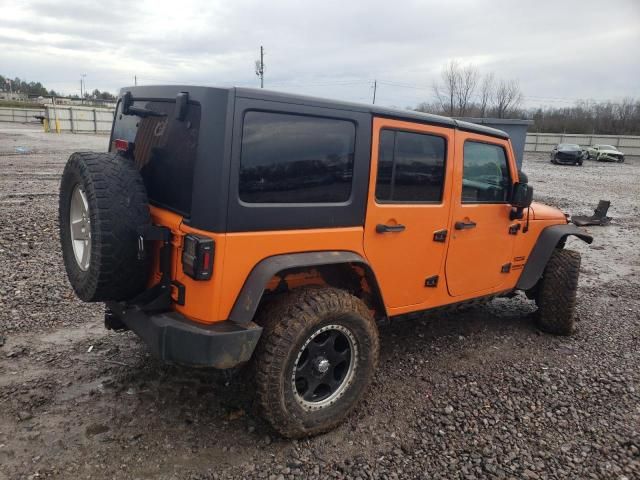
[375,129,446,203]
[239,111,355,203]
[462,141,511,203]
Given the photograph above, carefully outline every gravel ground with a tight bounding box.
[0,123,638,480]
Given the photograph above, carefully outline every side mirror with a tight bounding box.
[511,182,533,209]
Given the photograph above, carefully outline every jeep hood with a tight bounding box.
[599,149,621,155]
[530,202,566,221]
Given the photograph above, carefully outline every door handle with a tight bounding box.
[454,220,477,230]
[376,224,406,233]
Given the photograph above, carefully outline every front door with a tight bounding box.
[364,117,454,313]
[445,133,517,297]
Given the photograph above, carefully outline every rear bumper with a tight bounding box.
[106,302,263,369]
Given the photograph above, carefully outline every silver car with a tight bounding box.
[585,145,625,163]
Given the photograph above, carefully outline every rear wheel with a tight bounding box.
[253,288,379,438]
[59,151,150,302]
[534,249,581,335]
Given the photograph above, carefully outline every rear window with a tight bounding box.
[111,100,201,216]
[239,111,355,204]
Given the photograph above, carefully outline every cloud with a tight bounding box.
[0,0,638,107]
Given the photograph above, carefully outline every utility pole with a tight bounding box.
[81,74,86,104]
[134,75,137,86]
[372,80,377,104]
[255,46,265,88]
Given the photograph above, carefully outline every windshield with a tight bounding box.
[559,144,580,149]
[598,145,616,150]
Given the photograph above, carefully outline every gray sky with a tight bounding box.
[1,0,639,108]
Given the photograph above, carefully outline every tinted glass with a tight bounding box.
[375,129,446,202]
[239,111,355,203]
[462,141,511,203]
[116,100,201,217]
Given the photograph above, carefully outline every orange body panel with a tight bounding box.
[218,228,366,322]
[148,120,567,325]
[149,205,227,324]
[445,131,516,297]
[363,118,455,312]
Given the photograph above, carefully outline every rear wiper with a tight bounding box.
[125,106,167,118]
[121,91,167,118]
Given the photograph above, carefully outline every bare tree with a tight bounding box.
[433,60,460,116]
[616,97,635,133]
[456,64,479,117]
[493,79,523,118]
[478,73,494,118]
[529,98,640,135]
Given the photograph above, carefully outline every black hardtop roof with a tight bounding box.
[235,88,509,140]
[119,84,509,140]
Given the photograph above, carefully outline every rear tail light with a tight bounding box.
[114,138,131,153]
[182,234,214,280]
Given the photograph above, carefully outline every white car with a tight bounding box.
[586,145,625,163]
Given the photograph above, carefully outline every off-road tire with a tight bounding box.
[253,288,379,438]
[535,249,581,335]
[59,151,150,302]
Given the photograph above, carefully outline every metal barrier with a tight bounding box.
[0,107,45,123]
[526,133,640,157]
[43,105,115,134]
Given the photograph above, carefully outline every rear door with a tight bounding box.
[363,117,454,313]
[445,132,517,297]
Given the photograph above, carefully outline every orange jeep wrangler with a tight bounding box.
[59,86,592,437]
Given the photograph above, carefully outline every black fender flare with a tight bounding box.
[516,224,593,291]
[228,251,385,325]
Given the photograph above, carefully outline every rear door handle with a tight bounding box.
[376,224,406,233]
[454,220,477,230]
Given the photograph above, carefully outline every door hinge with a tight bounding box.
[508,223,521,235]
[171,280,186,305]
[501,263,512,273]
[433,229,448,242]
[425,275,439,287]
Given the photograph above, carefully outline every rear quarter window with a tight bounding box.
[239,111,356,204]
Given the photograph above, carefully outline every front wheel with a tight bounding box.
[534,249,581,335]
[253,288,379,438]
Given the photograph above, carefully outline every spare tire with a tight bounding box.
[59,151,150,302]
